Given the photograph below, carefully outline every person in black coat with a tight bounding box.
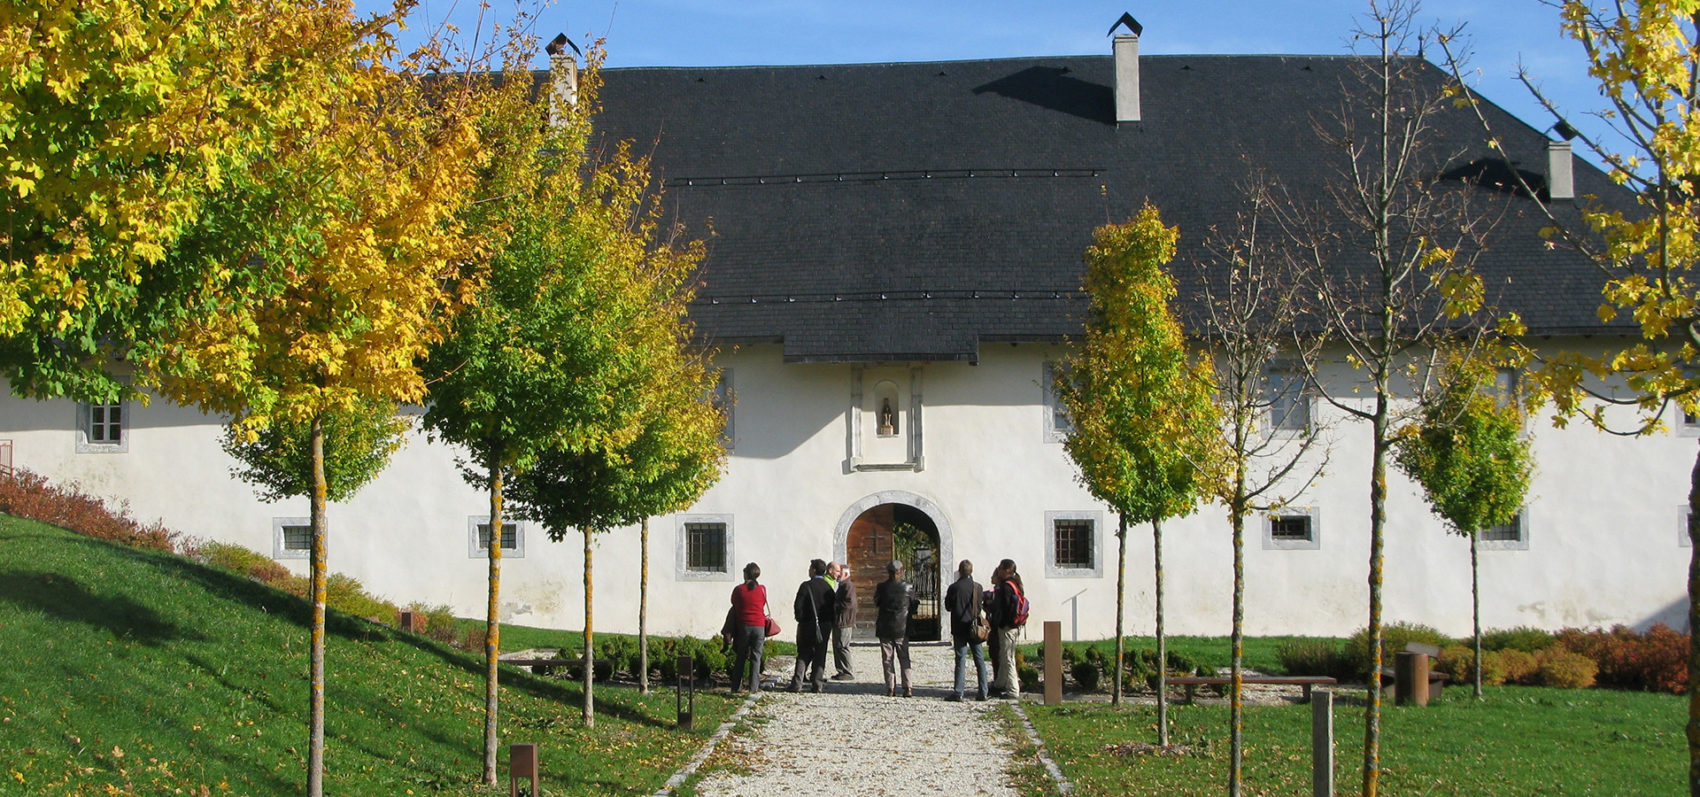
[943,559,989,701]
[789,558,837,692]
[874,559,919,697]
[829,562,857,680]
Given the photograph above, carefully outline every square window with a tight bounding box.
[273,517,312,559]
[1044,510,1103,577]
[676,514,735,581]
[1264,508,1321,550]
[77,401,129,453]
[1053,519,1095,569]
[685,522,727,572]
[467,516,525,558]
[1480,510,1529,550]
[1044,361,1075,442]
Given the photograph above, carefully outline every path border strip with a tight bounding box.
[1011,700,1074,795]
[652,691,761,797]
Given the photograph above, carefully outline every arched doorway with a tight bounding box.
[836,493,951,643]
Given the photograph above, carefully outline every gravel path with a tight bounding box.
[688,643,1022,796]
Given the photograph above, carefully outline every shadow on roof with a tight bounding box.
[972,66,1113,124]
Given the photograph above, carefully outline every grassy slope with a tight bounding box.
[1024,685,1683,795]
[0,517,737,795]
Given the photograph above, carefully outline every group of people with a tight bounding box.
[725,556,1029,701]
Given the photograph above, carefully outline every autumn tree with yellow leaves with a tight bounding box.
[1058,204,1219,743]
[142,12,486,796]
[1440,2,1700,791]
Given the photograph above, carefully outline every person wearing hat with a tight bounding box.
[874,559,919,697]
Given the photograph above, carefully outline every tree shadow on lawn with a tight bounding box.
[385,631,687,729]
[0,568,206,646]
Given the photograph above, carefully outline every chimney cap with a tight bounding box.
[1108,12,1143,37]
[1552,120,1579,141]
[546,33,582,58]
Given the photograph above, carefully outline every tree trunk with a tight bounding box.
[1154,517,1168,748]
[1471,531,1482,700]
[583,526,595,728]
[1114,513,1127,705]
[640,517,650,694]
[1363,399,1390,797]
[1686,442,1700,797]
[482,446,504,785]
[1229,486,1247,796]
[306,415,328,797]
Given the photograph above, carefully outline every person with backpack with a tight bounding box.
[988,558,1026,698]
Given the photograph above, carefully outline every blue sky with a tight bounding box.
[363,0,1605,154]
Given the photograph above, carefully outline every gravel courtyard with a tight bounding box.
[687,643,1024,796]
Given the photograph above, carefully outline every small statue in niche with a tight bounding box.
[878,398,897,436]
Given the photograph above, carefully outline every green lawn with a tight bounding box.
[0,517,738,795]
[1018,635,1338,675]
[1022,685,1683,795]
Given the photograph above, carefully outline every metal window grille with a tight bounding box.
[1482,513,1522,542]
[282,525,312,551]
[685,522,727,572]
[476,523,519,550]
[89,402,123,443]
[1270,515,1312,541]
[1053,519,1094,569]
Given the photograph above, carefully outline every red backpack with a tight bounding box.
[1010,581,1030,627]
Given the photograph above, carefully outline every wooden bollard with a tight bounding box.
[1043,620,1063,706]
[1394,651,1430,706]
[1312,690,1334,797]
[509,743,539,797]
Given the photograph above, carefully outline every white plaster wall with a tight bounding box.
[0,337,1689,641]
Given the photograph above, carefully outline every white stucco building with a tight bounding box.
[0,30,1687,641]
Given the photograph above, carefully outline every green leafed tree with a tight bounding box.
[1393,349,1532,699]
[222,400,408,504]
[420,40,627,783]
[490,62,721,725]
[1058,203,1219,745]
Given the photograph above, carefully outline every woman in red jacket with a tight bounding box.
[729,562,769,693]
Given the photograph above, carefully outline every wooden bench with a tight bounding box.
[1169,675,1338,704]
[1378,642,1449,700]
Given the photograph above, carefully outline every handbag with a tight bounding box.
[764,605,782,638]
[970,610,991,643]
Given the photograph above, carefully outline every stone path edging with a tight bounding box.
[652,690,761,797]
[1010,699,1074,795]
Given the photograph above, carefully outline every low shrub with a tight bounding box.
[1071,660,1101,691]
[598,636,640,679]
[193,540,292,584]
[325,573,399,621]
[0,469,177,552]
[406,602,459,642]
[1557,624,1688,694]
[1489,649,1540,685]
[1275,638,1354,679]
[1018,663,1041,692]
[1481,626,1555,654]
[1435,644,1508,687]
[1538,649,1599,689]
[1344,622,1453,676]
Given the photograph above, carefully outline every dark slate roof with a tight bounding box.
[589,54,1626,363]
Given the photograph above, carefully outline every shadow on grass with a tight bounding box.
[0,568,206,645]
